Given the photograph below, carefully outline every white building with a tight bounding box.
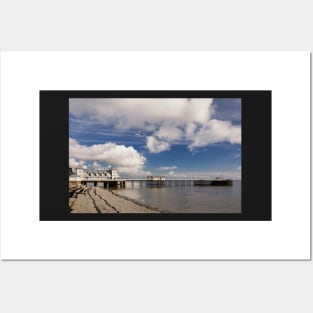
[76,166,85,177]
[147,175,166,181]
[71,165,119,180]
[111,168,118,179]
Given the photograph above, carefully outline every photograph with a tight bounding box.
[68,98,242,214]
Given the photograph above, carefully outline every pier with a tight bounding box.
[193,179,233,186]
[126,178,233,187]
[145,179,194,187]
[69,177,126,188]
[69,176,233,188]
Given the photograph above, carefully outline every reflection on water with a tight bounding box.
[111,181,241,213]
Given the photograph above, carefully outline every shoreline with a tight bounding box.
[69,185,161,214]
[109,189,162,213]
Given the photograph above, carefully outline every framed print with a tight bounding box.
[40,90,271,221]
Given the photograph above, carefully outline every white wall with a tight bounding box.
[0,1,312,313]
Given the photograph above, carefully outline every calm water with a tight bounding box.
[112,180,241,213]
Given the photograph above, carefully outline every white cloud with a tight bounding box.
[237,166,241,171]
[155,126,183,141]
[188,119,241,150]
[168,170,175,176]
[146,136,171,153]
[159,166,177,170]
[69,138,146,176]
[92,161,103,169]
[185,122,198,140]
[70,98,241,153]
[69,158,86,169]
[69,98,214,129]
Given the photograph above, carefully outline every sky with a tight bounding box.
[69,98,241,179]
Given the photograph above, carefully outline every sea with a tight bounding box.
[111,180,241,213]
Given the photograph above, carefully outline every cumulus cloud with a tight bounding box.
[168,170,175,176]
[188,119,241,150]
[185,122,197,140]
[69,98,214,129]
[92,161,103,169]
[146,136,171,153]
[70,98,241,154]
[69,138,146,176]
[155,126,183,141]
[69,158,86,169]
[159,166,177,170]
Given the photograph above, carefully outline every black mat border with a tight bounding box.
[40,90,271,221]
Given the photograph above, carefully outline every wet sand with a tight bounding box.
[69,185,161,214]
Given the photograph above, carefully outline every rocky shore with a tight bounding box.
[69,185,161,214]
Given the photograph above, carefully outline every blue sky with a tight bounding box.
[69,98,241,179]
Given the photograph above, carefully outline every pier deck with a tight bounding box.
[69,178,233,188]
[69,178,126,188]
[193,179,233,186]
